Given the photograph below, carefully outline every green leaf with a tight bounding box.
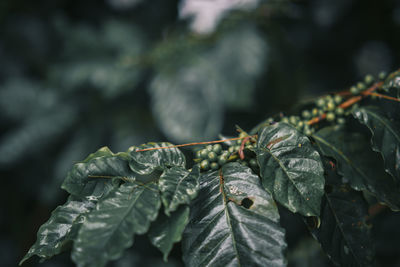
[20,196,95,265]
[159,165,199,216]
[61,147,134,200]
[256,123,325,217]
[353,106,400,182]
[148,205,190,261]
[313,126,400,210]
[182,163,287,267]
[310,169,374,267]
[71,182,161,267]
[128,142,186,175]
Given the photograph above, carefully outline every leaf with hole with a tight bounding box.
[256,123,325,217]
[182,163,287,267]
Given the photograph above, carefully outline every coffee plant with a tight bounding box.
[20,69,400,267]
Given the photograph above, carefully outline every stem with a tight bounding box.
[135,135,258,152]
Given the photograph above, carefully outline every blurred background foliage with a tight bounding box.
[1,0,400,266]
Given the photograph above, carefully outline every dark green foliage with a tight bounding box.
[313,126,400,210]
[309,162,374,267]
[7,1,400,265]
[353,106,400,182]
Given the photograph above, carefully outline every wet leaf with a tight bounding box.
[256,123,325,217]
[313,126,400,210]
[71,182,161,267]
[20,196,95,265]
[310,168,374,267]
[61,147,134,200]
[128,142,186,175]
[159,165,200,215]
[182,163,287,267]
[148,205,190,261]
[353,106,400,182]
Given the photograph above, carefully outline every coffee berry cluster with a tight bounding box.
[194,132,258,172]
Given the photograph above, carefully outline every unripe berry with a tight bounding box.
[326,101,335,111]
[364,74,374,85]
[218,155,227,165]
[206,145,213,151]
[200,160,210,171]
[357,82,366,91]
[200,149,208,159]
[333,95,342,104]
[208,151,218,162]
[378,71,387,80]
[212,144,222,154]
[350,86,358,95]
[335,107,344,115]
[210,162,219,170]
[337,117,346,124]
[312,108,319,117]
[249,158,258,168]
[316,98,325,107]
[302,110,311,119]
[326,112,335,122]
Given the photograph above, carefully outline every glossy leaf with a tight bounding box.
[71,182,161,267]
[20,196,95,265]
[313,126,400,210]
[256,123,325,217]
[382,70,400,97]
[159,165,199,215]
[148,205,190,261]
[353,106,400,182]
[62,147,134,200]
[310,168,374,267]
[182,163,287,267]
[128,142,186,175]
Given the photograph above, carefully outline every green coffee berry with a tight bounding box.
[196,150,202,159]
[304,128,313,136]
[206,145,213,151]
[378,71,387,80]
[297,121,304,129]
[356,82,366,91]
[281,117,289,123]
[326,112,335,122]
[249,158,258,168]
[200,149,208,159]
[289,116,298,125]
[218,155,227,165]
[228,146,235,153]
[302,110,311,119]
[364,74,374,85]
[337,117,346,124]
[326,101,335,111]
[208,151,218,162]
[335,107,344,115]
[210,162,219,170]
[200,159,210,171]
[333,95,342,104]
[312,108,319,117]
[316,98,325,107]
[212,144,222,154]
[234,145,241,151]
[350,86,359,95]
